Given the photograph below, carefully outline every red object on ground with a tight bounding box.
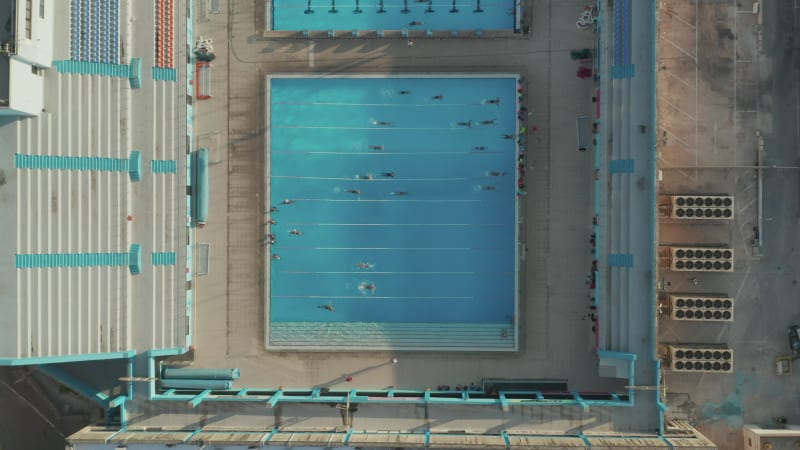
[346,376,353,382]
[577,67,592,79]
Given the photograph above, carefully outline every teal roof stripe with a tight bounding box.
[129,151,142,181]
[15,252,129,269]
[151,160,178,174]
[129,58,142,89]
[129,244,142,275]
[152,67,178,81]
[151,252,177,265]
[15,154,130,172]
[53,60,131,77]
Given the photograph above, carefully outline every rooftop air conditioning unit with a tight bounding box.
[670,196,734,220]
[669,294,734,322]
[667,344,733,373]
[669,247,734,272]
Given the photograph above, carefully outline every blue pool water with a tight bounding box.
[268,75,519,349]
[272,0,516,31]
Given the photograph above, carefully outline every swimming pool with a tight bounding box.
[270,0,517,31]
[266,74,520,351]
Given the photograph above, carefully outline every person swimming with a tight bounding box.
[360,282,376,293]
[272,254,281,260]
[502,134,515,140]
[481,119,497,125]
[318,302,335,312]
[381,172,395,178]
[356,262,374,269]
[289,229,303,236]
[346,189,361,195]
[456,120,472,128]
[487,98,501,105]
[487,171,506,177]
[357,174,374,180]
[282,199,294,205]
[432,94,443,100]
[270,206,279,212]
[390,191,409,196]
[374,120,394,126]
[369,145,384,150]
[473,146,486,151]
[480,185,498,191]
[408,21,424,26]
[399,90,412,95]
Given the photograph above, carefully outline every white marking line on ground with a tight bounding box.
[308,40,315,68]
[661,97,696,121]
[694,0,699,183]
[658,158,698,183]
[666,9,696,29]
[662,128,693,149]
[661,35,698,62]
[713,121,717,157]
[662,69,694,89]
[733,0,738,155]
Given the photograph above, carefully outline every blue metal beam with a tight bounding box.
[183,427,204,443]
[189,389,212,408]
[424,428,430,447]
[104,427,127,444]
[344,428,353,444]
[236,388,249,397]
[126,356,134,400]
[501,430,510,448]
[268,390,284,408]
[263,428,279,443]
[499,393,509,412]
[37,364,109,406]
[0,350,136,366]
[579,432,592,447]
[573,392,589,411]
[109,395,126,408]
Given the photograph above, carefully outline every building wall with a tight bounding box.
[7,58,43,115]
[0,130,18,357]
[14,0,54,67]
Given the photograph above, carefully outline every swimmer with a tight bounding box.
[480,185,497,191]
[473,146,486,151]
[432,94,444,100]
[408,21,424,26]
[289,229,303,236]
[374,120,395,126]
[270,206,279,213]
[360,283,376,293]
[318,302,335,312]
[381,172,395,178]
[356,262,374,269]
[487,98,501,105]
[502,134,515,140]
[487,171,506,177]
[357,174,374,180]
[272,254,281,260]
[480,119,497,125]
[399,90,412,95]
[456,120,472,128]
[369,145,384,150]
[390,191,409,196]
[282,199,294,205]
[346,189,361,195]
[268,219,277,225]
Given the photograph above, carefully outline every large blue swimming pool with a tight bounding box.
[271,0,517,31]
[267,75,519,350]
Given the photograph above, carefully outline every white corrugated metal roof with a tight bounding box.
[0,0,187,359]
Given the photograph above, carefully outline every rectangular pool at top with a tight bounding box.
[271,0,517,31]
[265,74,520,351]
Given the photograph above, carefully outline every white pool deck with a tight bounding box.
[0,0,188,360]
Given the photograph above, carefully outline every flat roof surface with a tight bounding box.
[0,0,188,359]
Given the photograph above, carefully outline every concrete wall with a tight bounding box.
[8,58,42,115]
[14,0,54,67]
[0,125,18,358]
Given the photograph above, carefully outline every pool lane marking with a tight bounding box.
[274,295,474,300]
[275,126,505,131]
[270,151,509,155]
[308,40,315,68]
[277,198,483,202]
[274,102,492,107]
[284,223,508,226]
[270,176,468,181]
[279,271,491,275]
